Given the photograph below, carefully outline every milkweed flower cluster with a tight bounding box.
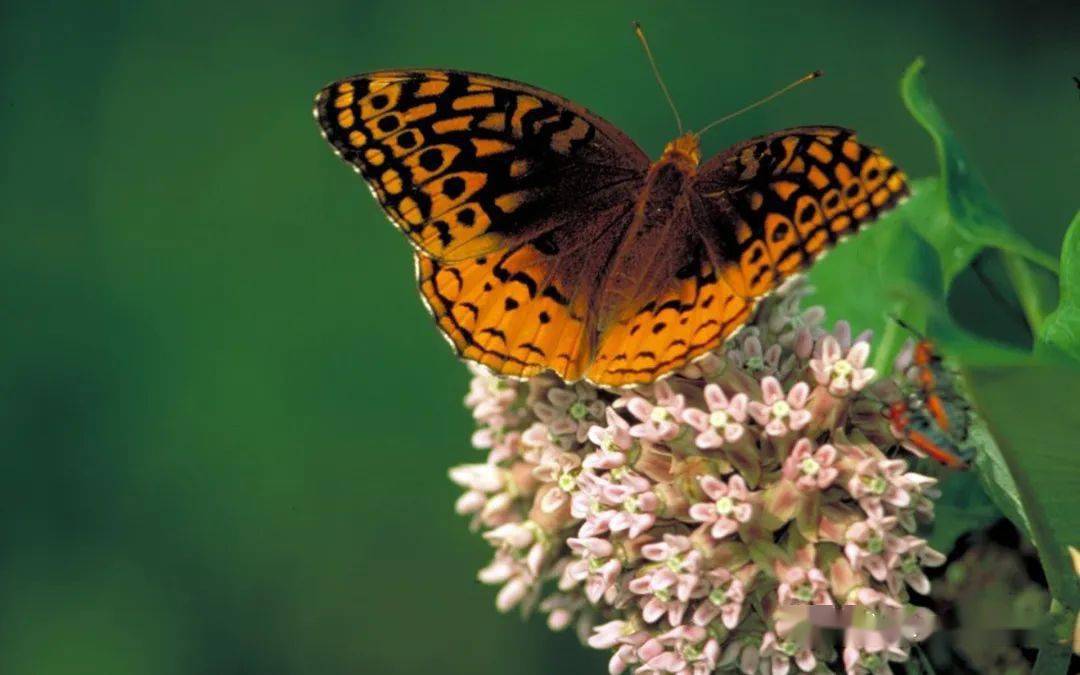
[449,282,942,674]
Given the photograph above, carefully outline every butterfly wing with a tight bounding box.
[417,201,632,380]
[314,70,649,380]
[584,222,757,386]
[314,70,648,261]
[586,127,908,386]
[693,126,908,297]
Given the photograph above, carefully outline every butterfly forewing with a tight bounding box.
[314,70,648,261]
[694,127,908,298]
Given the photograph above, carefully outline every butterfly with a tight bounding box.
[313,66,908,387]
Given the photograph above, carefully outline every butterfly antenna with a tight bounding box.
[697,70,824,137]
[633,21,684,135]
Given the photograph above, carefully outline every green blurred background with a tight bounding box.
[2,1,1077,673]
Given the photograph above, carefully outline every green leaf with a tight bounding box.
[903,177,981,287]
[928,316,1043,368]
[969,416,1033,541]
[962,364,1080,613]
[925,471,1003,553]
[900,58,1058,283]
[1031,642,1073,675]
[746,539,790,575]
[808,179,942,367]
[1040,211,1080,362]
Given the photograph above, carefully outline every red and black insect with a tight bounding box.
[886,399,968,469]
[885,325,974,469]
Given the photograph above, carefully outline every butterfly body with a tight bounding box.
[315,69,908,386]
[593,135,701,333]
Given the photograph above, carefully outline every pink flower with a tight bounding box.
[886,535,946,595]
[533,382,605,444]
[791,326,816,359]
[532,449,582,512]
[483,521,536,551]
[588,620,636,649]
[538,591,585,631]
[630,536,706,625]
[901,605,938,643]
[640,535,706,602]
[465,364,522,429]
[692,568,745,629]
[521,421,557,457]
[585,408,634,469]
[728,333,783,376]
[478,550,538,612]
[810,336,876,396]
[626,382,685,442]
[452,288,944,674]
[895,472,939,532]
[570,470,606,521]
[637,625,720,674]
[843,621,910,675]
[782,438,839,490]
[770,301,826,349]
[629,572,690,626]
[748,376,812,436]
[588,623,650,674]
[689,474,754,540]
[566,536,622,604]
[775,546,834,612]
[602,470,660,538]
[760,630,817,674]
[846,458,914,519]
[681,384,749,449]
[844,515,899,582]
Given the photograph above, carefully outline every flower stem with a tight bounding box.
[872,302,907,376]
[1002,251,1047,335]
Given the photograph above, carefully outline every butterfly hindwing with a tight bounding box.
[585,244,754,385]
[416,198,633,381]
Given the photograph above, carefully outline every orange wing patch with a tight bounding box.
[416,248,593,381]
[587,257,753,386]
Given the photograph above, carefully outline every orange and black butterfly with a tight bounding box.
[887,336,974,469]
[313,32,908,387]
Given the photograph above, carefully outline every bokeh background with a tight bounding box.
[2,1,1077,673]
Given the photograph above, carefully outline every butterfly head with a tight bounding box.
[662,133,701,166]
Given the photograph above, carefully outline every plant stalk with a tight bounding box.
[1002,251,1048,334]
